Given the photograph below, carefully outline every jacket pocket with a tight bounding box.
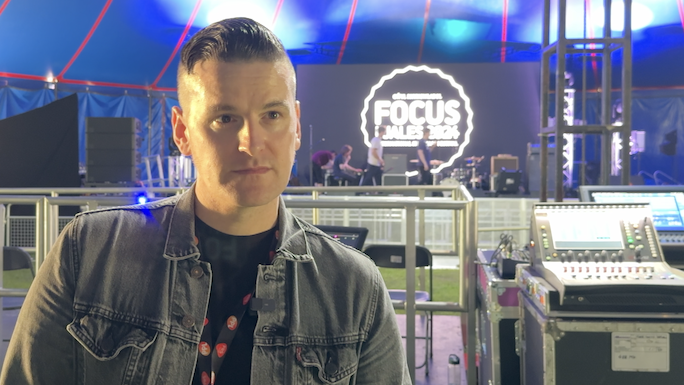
[67,313,158,361]
[297,344,359,384]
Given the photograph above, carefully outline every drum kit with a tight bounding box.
[408,156,487,189]
[438,156,486,189]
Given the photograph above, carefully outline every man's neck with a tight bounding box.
[194,190,279,236]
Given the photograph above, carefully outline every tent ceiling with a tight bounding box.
[0,0,682,91]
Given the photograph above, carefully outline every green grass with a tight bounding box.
[2,268,461,316]
[378,267,460,315]
[3,270,33,289]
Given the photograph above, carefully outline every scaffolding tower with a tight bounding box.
[540,0,633,201]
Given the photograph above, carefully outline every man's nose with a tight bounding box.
[237,120,265,156]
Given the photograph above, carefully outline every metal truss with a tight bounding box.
[539,0,633,201]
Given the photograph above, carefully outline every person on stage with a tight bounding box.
[332,144,363,186]
[362,125,386,186]
[311,149,335,186]
[417,128,436,185]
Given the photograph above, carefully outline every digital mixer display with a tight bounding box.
[591,192,684,232]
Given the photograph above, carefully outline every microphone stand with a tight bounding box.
[308,124,327,186]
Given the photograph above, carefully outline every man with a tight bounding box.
[417,128,435,185]
[361,125,386,186]
[310,149,335,186]
[332,144,363,186]
[1,18,410,385]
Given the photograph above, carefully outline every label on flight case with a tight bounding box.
[611,332,669,372]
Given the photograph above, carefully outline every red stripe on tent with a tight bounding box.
[153,86,178,92]
[678,0,684,33]
[501,0,508,62]
[151,0,203,88]
[56,0,113,80]
[272,0,285,28]
[417,0,432,63]
[59,78,151,90]
[0,0,12,18]
[0,72,47,81]
[336,0,359,65]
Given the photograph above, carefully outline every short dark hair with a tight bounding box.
[339,145,352,156]
[178,17,291,76]
[378,126,387,134]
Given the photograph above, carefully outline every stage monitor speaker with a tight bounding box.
[493,170,522,194]
[86,117,142,184]
[382,174,408,186]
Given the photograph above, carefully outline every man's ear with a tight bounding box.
[171,106,192,156]
[294,100,302,151]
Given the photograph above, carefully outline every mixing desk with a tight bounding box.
[522,203,684,313]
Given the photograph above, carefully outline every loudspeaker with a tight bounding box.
[382,174,408,186]
[383,154,407,174]
[490,154,519,175]
[86,117,142,184]
[526,143,555,194]
[493,170,522,194]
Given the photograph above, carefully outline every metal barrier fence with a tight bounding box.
[0,184,493,385]
[2,187,533,252]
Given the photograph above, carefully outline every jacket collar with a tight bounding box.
[162,187,313,263]
[163,185,200,260]
[274,197,314,262]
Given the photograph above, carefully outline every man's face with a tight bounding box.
[173,59,301,209]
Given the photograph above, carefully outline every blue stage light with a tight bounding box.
[137,194,148,205]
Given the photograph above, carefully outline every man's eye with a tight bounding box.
[267,111,280,119]
[217,115,232,123]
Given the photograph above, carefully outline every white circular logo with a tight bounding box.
[360,65,474,174]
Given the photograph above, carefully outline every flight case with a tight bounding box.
[476,250,522,385]
[519,292,684,385]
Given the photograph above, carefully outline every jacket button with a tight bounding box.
[182,315,195,328]
[325,361,338,376]
[190,266,204,279]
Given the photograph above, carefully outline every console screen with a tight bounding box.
[592,192,684,232]
[548,211,625,249]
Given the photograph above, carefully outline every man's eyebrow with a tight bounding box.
[263,100,289,110]
[208,101,289,112]
[210,104,237,112]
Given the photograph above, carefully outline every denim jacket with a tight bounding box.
[0,187,411,385]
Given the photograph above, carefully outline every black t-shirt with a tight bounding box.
[192,218,276,385]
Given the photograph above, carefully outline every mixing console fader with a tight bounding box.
[524,203,684,313]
